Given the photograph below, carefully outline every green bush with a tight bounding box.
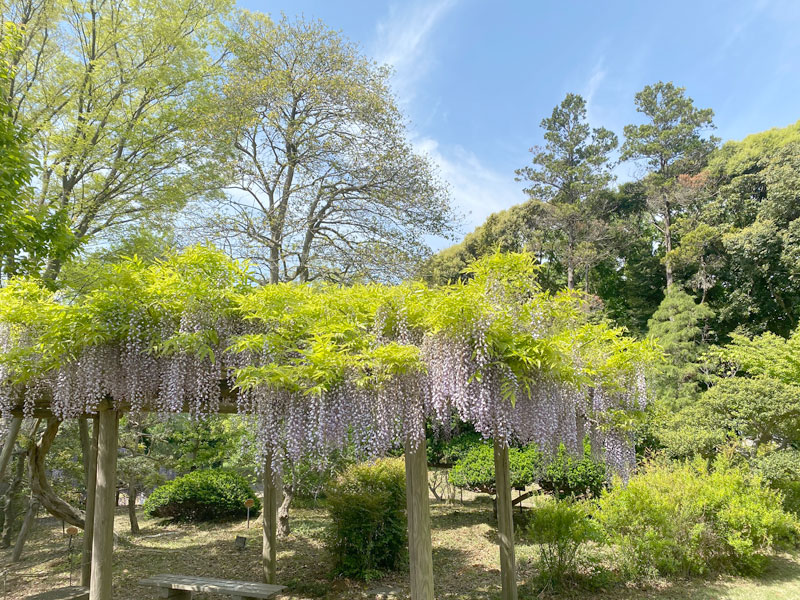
[326,458,407,580]
[595,457,799,577]
[757,449,800,515]
[448,443,541,494]
[524,498,601,587]
[539,440,608,500]
[143,469,260,522]
[427,429,482,466]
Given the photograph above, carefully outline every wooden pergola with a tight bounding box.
[0,250,650,600]
[0,396,520,600]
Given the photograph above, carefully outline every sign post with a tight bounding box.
[245,498,255,529]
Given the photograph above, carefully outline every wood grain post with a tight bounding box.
[493,439,517,600]
[404,438,434,600]
[90,404,118,600]
[82,416,99,587]
[262,455,278,584]
[0,417,22,481]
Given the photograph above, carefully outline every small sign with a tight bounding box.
[66,526,79,536]
[245,499,255,508]
[234,535,247,550]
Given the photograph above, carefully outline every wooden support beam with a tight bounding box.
[89,405,118,600]
[404,438,434,600]
[261,456,278,585]
[493,440,517,600]
[0,417,22,481]
[81,417,99,587]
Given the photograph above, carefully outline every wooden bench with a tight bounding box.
[139,575,285,599]
[25,587,88,600]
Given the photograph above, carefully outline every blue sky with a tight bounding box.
[237,0,800,244]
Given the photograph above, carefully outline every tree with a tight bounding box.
[647,288,714,408]
[195,13,455,284]
[676,123,800,337]
[0,22,73,285]
[515,93,618,290]
[3,0,231,283]
[622,81,717,288]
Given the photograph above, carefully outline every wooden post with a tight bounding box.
[261,456,278,584]
[82,417,99,587]
[493,439,517,600]
[404,438,434,600]
[0,417,22,481]
[90,405,118,600]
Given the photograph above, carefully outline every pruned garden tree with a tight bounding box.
[193,12,455,284]
[621,81,717,288]
[515,93,618,290]
[1,0,232,283]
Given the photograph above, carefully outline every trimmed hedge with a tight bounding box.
[538,441,608,500]
[448,443,541,494]
[143,469,260,522]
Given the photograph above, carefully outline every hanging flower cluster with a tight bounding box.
[0,248,657,476]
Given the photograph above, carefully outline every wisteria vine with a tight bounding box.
[0,248,657,477]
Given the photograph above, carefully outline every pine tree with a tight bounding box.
[647,289,715,408]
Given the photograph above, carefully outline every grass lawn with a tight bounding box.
[2,493,799,600]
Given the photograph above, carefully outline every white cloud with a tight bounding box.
[583,57,607,125]
[373,0,458,103]
[372,0,521,251]
[414,137,524,248]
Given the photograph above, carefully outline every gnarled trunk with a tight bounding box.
[278,483,293,538]
[28,419,85,528]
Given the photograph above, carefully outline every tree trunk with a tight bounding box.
[128,482,139,534]
[1,450,25,548]
[28,419,85,528]
[11,496,39,562]
[278,483,293,538]
[663,200,674,288]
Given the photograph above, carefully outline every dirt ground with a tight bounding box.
[2,492,799,600]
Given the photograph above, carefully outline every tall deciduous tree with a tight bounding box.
[0,22,73,285]
[621,81,716,288]
[515,93,618,290]
[196,13,454,284]
[2,0,231,283]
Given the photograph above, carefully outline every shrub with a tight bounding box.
[595,457,799,577]
[523,498,601,587]
[427,430,482,466]
[326,458,407,580]
[448,443,541,495]
[757,449,800,515]
[143,469,260,522]
[539,440,608,500]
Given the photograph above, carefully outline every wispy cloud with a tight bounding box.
[583,57,607,125]
[712,0,770,63]
[372,0,522,250]
[414,137,524,247]
[373,0,458,103]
